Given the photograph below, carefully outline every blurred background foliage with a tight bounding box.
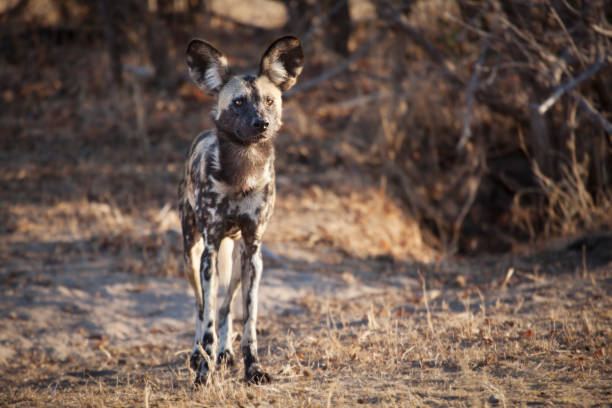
[1,0,611,261]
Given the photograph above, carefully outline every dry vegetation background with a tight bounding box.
[1,0,612,406]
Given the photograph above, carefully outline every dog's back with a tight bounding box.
[181,131,216,211]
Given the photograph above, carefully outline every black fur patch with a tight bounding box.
[243,346,271,384]
[202,331,214,347]
[190,350,202,371]
[217,349,235,366]
[200,251,212,280]
[242,345,257,368]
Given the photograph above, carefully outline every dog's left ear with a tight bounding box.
[186,39,230,95]
[259,36,304,92]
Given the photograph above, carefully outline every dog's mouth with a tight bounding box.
[250,132,268,142]
[234,129,269,144]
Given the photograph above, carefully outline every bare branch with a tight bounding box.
[537,55,606,115]
[123,65,154,79]
[591,24,612,38]
[457,36,490,151]
[574,93,612,135]
[548,1,586,67]
[315,91,392,114]
[285,29,388,96]
[388,7,530,122]
[451,172,482,254]
[443,11,490,39]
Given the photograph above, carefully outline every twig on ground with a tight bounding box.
[417,270,434,335]
[144,383,151,408]
[326,380,338,408]
[501,268,515,290]
[537,54,606,115]
[457,35,490,151]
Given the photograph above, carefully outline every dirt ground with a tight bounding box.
[1,227,611,407]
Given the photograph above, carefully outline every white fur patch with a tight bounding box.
[205,66,223,91]
[240,157,273,195]
[268,60,288,85]
[217,77,249,114]
[190,236,204,309]
[186,133,220,209]
[236,190,265,219]
[217,238,233,288]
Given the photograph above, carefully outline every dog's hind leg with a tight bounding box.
[217,236,243,366]
[194,223,224,384]
[178,190,206,375]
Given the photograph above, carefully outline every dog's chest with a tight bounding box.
[196,180,274,240]
[226,190,267,220]
[185,131,276,240]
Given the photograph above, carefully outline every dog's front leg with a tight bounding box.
[217,238,243,366]
[194,237,219,385]
[240,241,271,384]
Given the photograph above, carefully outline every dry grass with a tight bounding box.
[270,186,435,262]
[515,133,612,240]
[2,260,610,407]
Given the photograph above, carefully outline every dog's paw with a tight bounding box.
[217,349,235,367]
[193,368,211,386]
[245,364,272,385]
[190,351,212,386]
[189,350,202,371]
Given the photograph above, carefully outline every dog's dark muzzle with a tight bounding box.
[251,119,269,132]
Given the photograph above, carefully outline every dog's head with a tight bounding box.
[186,36,304,145]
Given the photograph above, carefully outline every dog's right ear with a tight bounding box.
[186,39,230,95]
[259,36,304,91]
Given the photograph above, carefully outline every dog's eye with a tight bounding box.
[265,97,273,106]
[233,98,243,107]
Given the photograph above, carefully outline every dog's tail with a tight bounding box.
[217,238,234,288]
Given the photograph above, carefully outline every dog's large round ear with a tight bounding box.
[259,36,304,92]
[186,39,230,95]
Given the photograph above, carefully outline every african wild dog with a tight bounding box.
[178,36,304,384]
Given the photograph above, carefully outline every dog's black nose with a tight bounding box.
[252,119,269,131]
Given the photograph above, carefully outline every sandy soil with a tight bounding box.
[0,243,417,366]
[1,235,611,406]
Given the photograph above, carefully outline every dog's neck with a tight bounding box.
[216,129,274,193]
